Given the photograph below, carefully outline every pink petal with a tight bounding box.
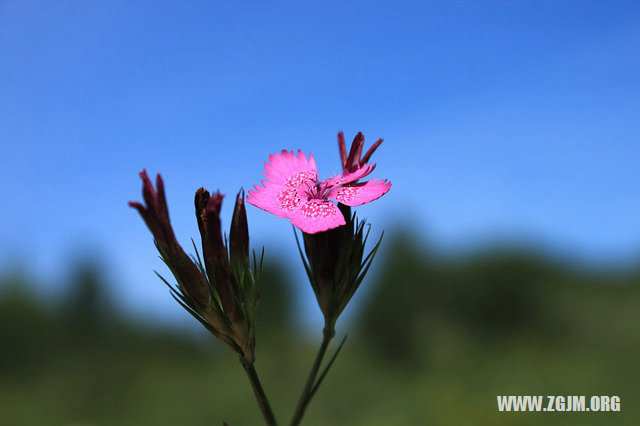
[328,179,392,206]
[247,180,303,219]
[325,163,376,186]
[290,199,346,234]
[263,150,318,188]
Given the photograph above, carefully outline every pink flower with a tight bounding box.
[247,147,391,234]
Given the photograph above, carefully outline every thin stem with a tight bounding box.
[290,327,335,426]
[241,359,278,426]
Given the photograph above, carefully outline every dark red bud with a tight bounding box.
[131,171,209,307]
[194,188,239,321]
[195,188,226,274]
[230,190,249,269]
[338,132,348,169]
[140,169,158,212]
[360,138,383,165]
[338,132,384,173]
[130,170,180,254]
[345,132,365,170]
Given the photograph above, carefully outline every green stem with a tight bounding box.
[241,359,278,426]
[290,326,335,426]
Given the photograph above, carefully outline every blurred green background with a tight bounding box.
[1,230,638,425]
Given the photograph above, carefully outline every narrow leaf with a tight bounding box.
[309,334,348,399]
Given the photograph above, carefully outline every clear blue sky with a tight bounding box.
[1,1,639,326]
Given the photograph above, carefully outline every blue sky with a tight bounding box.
[1,1,639,326]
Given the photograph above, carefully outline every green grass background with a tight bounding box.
[1,233,638,425]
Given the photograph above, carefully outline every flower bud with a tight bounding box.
[131,173,262,363]
[338,131,383,172]
[230,190,250,271]
[129,170,210,308]
[298,213,382,332]
[194,188,239,322]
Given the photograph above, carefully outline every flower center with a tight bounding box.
[304,181,332,200]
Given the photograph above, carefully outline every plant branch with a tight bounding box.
[289,326,336,426]
[241,359,278,425]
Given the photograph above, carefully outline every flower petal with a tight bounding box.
[325,163,376,186]
[328,179,392,206]
[290,199,346,234]
[263,150,318,188]
[247,180,302,219]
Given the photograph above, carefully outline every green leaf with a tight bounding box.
[293,228,313,283]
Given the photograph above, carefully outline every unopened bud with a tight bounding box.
[230,190,249,270]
